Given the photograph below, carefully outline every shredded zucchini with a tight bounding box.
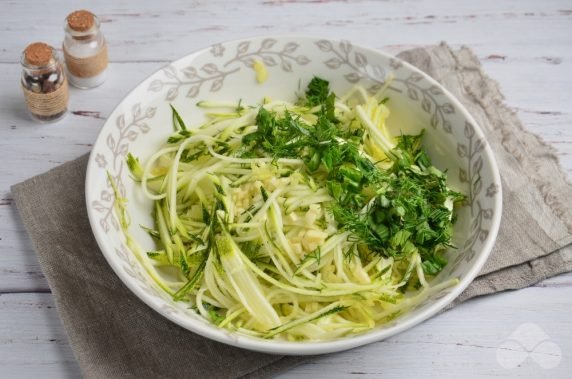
[115,77,464,340]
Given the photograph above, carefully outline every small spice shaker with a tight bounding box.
[63,10,108,89]
[20,42,69,123]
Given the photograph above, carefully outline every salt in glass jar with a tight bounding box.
[63,10,108,89]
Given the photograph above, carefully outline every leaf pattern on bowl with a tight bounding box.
[222,38,311,71]
[399,74,455,132]
[149,38,311,101]
[91,103,157,233]
[315,39,394,94]
[456,122,495,261]
[148,64,240,101]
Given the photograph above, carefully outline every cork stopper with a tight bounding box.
[67,10,95,32]
[24,42,53,66]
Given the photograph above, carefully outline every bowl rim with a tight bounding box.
[86,33,503,355]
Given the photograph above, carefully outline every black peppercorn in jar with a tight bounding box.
[21,42,69,123]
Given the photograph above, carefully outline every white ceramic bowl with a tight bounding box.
[86,35,502,355]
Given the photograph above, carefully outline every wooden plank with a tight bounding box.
[0,0,570,63]
[0,293,81,378]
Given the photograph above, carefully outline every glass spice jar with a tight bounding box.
[63,10,108,89]
[20,42,69,123]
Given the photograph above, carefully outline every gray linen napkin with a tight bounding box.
[11,43,572,378]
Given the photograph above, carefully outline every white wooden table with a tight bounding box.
[1,1,571,377]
